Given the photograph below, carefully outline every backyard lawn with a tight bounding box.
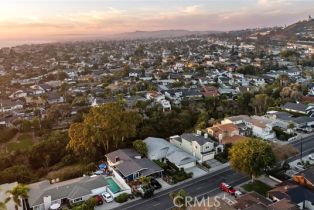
[7,133,34,152]
[242,180,273,196]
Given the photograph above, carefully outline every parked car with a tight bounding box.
[150,179,162,190]
[139,185,154,199]
[309,154,314,160]
[220,182,241,196]
[101,192,113,203]
[93,195,103,205]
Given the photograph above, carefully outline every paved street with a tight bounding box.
[110,135,314,210]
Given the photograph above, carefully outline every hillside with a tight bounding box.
[108,29,221,40]
[272,18,314,41]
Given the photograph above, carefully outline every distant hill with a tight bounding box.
[270,18,314,41]
[108,29,222,40]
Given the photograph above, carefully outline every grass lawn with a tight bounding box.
[242,180,273,196]
[7,134,33,152]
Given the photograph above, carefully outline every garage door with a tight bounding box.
[180,161,196,169]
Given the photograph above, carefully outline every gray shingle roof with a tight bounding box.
[274,111,314,125]
[144,137,197,167]
[28,175,108,207]
[282,102,307,113]
[105,149,163,177]
[181,133,214,145]
[288,185,314,204]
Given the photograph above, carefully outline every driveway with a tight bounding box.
[185,166,208,178]
[206,159,223,168]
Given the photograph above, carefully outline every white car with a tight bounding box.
[101,192,113,203]
[309,154,314,160]
[235,190,242,197]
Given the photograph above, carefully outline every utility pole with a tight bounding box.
[300,136,303,162]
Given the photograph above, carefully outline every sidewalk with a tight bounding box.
[99,162,230,210]
[257,175,280,187]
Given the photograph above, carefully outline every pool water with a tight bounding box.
[107,177,121,193]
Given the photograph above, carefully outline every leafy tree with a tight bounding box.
[29,131,68,169]
[250,94,271,114]
[0,165,34,184]
[5,184,29,210]
[133,140,148,156]
[67,102,142,155]
[139,176,151,186]
[169,189,189,209]
[237,92,254,114]
[0,128,18,143]
[271,143,298,162]
[237,64,257,75]
[229,138,276,182]
[195,111,209,130]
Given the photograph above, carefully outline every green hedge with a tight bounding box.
[273,126,295,141]
[114,193,129,203]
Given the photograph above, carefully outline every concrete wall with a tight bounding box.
[111,169,132,197]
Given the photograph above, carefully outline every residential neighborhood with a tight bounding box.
[0,4,314,210]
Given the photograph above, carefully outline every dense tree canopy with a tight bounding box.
[29,131,68,169]
[229,138,276,181]
[67,102,142,156]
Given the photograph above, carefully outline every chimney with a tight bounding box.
[204,133,208,139]
[196,130,202,135]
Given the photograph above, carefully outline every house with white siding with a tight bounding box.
[169,133,217,163]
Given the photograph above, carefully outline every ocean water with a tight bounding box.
[0,40,53,48]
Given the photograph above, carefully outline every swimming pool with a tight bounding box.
[107,177,122,193]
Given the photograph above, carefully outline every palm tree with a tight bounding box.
[5,184,29,210]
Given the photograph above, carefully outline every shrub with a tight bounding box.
[153,159,167,168]
[114,193,129,203]
[202,162,211,169]
[48,166,86,181]
[0,165,35,184]
[71,198,96,210]
[273,126,295,141]
[0,128,18,143]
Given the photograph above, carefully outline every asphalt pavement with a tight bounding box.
[110,134,314,210]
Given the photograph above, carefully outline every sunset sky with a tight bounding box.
[0,0,313,41]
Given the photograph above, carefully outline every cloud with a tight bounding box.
[0,1,313,40]
[257,0,293,8]
[181,5,201,14]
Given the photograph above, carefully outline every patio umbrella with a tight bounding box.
[50,203,60,210]
[99,163,107,170]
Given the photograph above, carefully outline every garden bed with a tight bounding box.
[154,160,192,184]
